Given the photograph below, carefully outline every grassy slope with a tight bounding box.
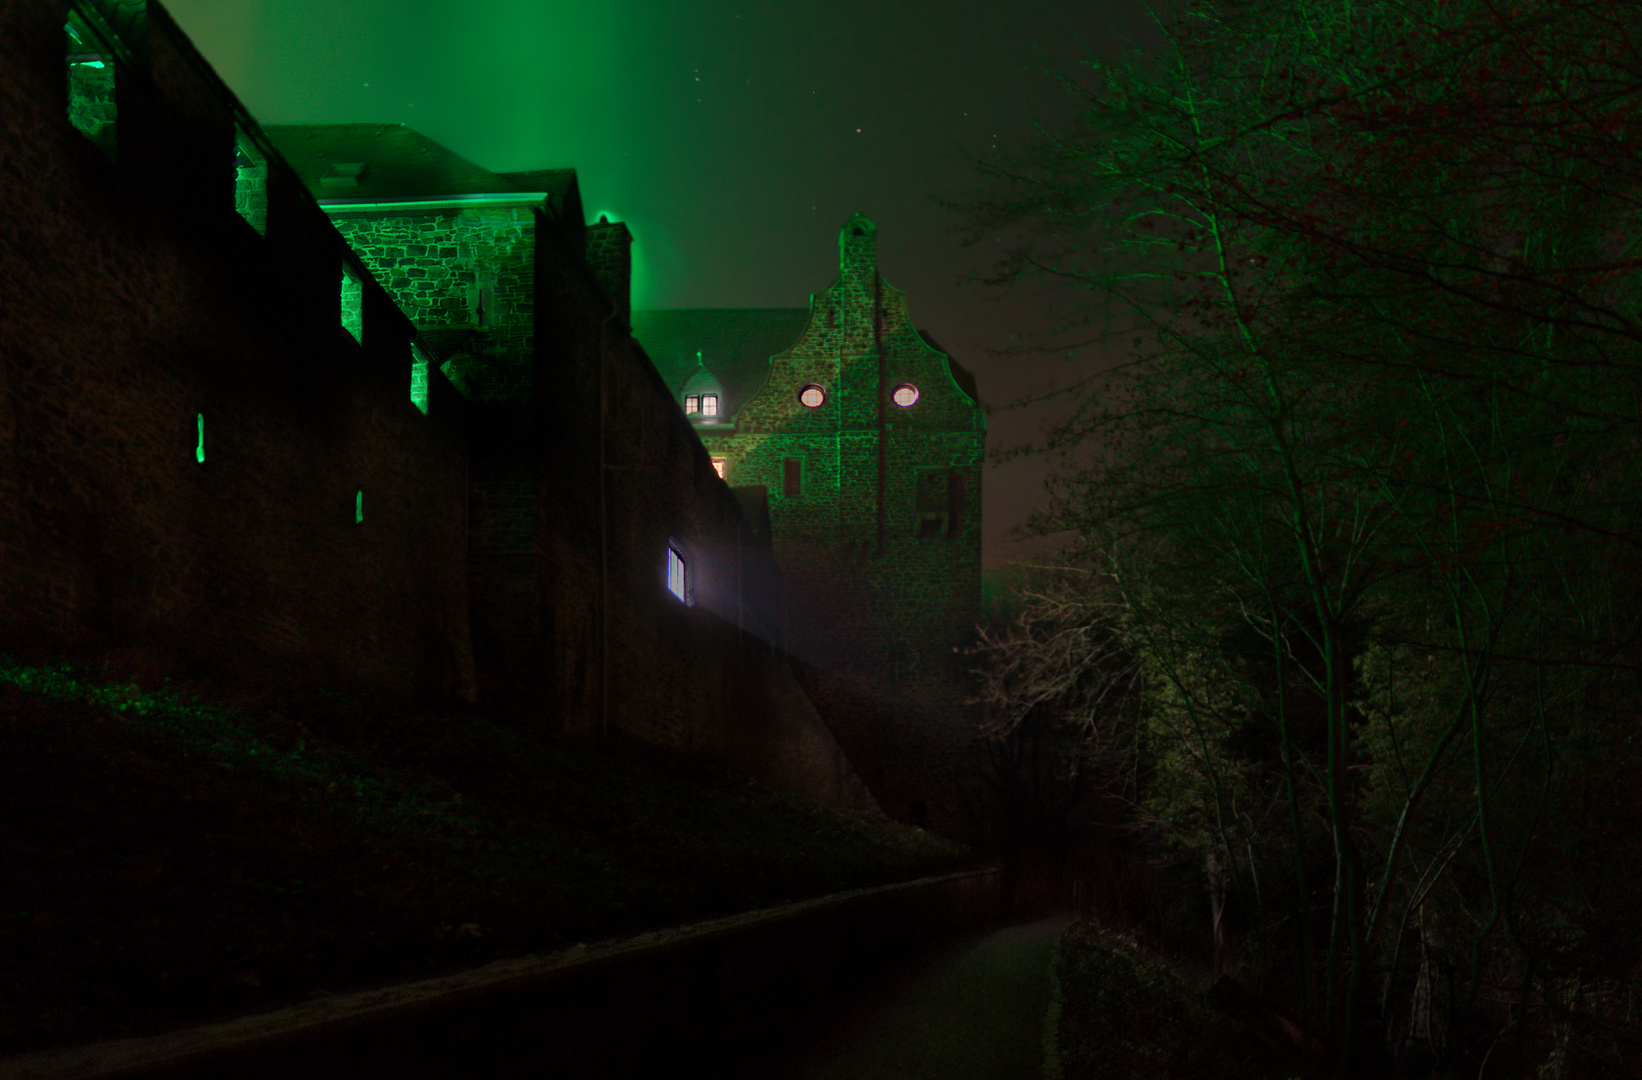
[1050,918,1304,1080]
[0,657,973,1058]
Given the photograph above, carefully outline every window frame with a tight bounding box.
[666,539,693,606]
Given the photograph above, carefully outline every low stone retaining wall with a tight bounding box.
[1,868,1003,1079]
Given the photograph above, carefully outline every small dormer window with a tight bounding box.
[893,383,920,407]
[681,353,724,421]
[799,385,826,408]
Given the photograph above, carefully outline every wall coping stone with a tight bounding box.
[0,868,1002,1080]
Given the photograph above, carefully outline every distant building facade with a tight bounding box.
[635,216,986,830]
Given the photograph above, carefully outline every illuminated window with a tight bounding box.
[341,262,363,344]
[701,394,718,417]
[195,414,204,463]
[799,384,826,408]
[685,394,700,414]
[66,14,117,160]
[711,458,727,479]
[355,490,364,525]
[893,383,920,407]
[234,129,267,236]
[783,458,802,497]
[410,342,431,414]
[666,540,692,604]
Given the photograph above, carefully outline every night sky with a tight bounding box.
[163,0,1164,568]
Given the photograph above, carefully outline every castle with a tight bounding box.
[1,0,983,832]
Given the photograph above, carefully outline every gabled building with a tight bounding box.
[635,216,986,830]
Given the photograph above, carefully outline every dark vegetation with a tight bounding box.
[957,0,1642,1073]
[0,649,971,1059]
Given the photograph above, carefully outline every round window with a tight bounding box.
[799,384,826,408]
[892,383,920,407]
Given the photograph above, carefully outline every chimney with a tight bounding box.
[838,212,877,284]
[585,215,632,327]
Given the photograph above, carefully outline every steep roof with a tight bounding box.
[631,308,812,423]
[262,123,579,212]
[631,308,981,419]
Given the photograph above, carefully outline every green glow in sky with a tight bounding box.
[163,0,656,300]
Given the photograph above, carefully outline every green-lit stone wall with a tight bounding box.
[696,215,984,829]
[332,208,536,403]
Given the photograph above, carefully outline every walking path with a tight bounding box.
[733,911,1074,1080]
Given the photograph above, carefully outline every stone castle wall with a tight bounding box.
[0,0,877,813]
[0,0,477,701]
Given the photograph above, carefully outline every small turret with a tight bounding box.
[679,350,725,422]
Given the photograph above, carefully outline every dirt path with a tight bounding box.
[733,910,1074,1080]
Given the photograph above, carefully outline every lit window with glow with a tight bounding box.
[65,13,117,160]
[701,394,718,417]
[799,384,826,408]
[195,414,205,463]
[893,383,920,407]
[340,262,363,344]
[355,490,364,525]
[410,342,431,415]
[711,458,726,479]
[233,130,268,236]
[685,394,700,414]
[666,541,691,604]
